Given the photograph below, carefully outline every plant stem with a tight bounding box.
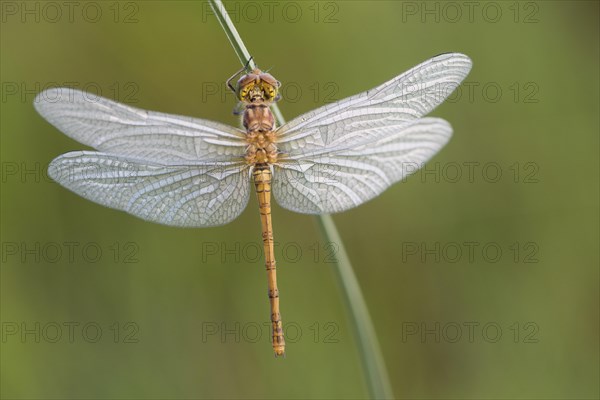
[314,215,394,399]
[208,1,394,398]
[208,0,255,70]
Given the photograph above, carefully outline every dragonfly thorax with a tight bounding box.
[244,104,278,165]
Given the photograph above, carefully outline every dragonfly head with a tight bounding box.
[237,69,281,103]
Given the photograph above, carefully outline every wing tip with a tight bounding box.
[430,52,473,75]
[433,52,472,62]
[47,152,73,182]
[33,87,67,116]
[34,87,91,114]
[47,150,94,181]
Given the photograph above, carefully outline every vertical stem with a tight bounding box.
[208,0,394,398]
[208,0,255,70]
[314,215,394,399]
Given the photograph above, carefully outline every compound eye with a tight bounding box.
[239,83,256,100]
[259,82,278,100]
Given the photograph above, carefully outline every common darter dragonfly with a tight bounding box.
[35,53,472,356]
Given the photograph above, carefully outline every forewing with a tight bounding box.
[276,53,471,156]
[49,151,250,227]
[35,88,246,163]
[273,118,451,213]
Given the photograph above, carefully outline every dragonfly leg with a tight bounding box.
[226,56,255,94]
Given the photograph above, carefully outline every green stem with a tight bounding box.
[314,215,394,399]
[208,0,255,70]
[208,1,394,398]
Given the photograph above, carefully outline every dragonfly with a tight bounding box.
[35,52,472,356]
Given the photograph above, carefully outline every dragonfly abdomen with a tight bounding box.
[253,166,285,356]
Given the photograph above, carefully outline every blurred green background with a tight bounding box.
[1,1,598,399]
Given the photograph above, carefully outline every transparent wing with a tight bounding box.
[273,118,451,213]
[275,53,472,156]
[35,88,246,163]
[49,151,250,227]
[273,118,452,214]
[272,53,472,214]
